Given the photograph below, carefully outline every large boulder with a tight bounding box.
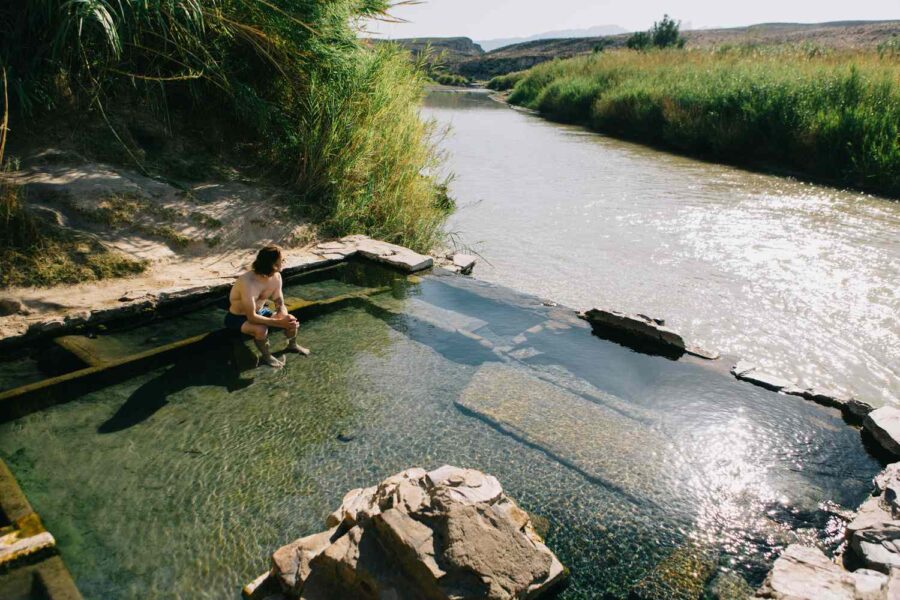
[248,466,566,600]
[756,544,887,599]
[865,408,900,457]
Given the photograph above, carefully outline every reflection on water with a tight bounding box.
[0,268,879,599]
[426,90,900,406]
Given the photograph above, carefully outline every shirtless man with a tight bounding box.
[225,245,309,368]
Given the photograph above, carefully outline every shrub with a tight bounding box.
[0,0,450,257]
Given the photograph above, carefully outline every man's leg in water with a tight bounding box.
[241,322,283,368]
[283,319,310,356]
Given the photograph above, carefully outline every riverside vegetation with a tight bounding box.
[489,45,900,197]
[0,0,451,287]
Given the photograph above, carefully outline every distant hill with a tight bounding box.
[370,37,484,63]
[476,25,627,52]
[453,20,900,80]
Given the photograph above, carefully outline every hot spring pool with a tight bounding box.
[0,264,881,599]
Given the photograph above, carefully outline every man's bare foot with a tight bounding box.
[285,341,311,356]
[261,354,284,368]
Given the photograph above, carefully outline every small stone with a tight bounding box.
[850,522,900,573]
[336,431,356,443]
[0,298,25,316]
[735,369,794,392]
[731,360,757,377]
[450,253,476,275]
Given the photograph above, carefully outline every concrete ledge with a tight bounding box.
[0,236,432,352]
[0,458,83,599]
[729,361,874,425]
[0,286,392,423]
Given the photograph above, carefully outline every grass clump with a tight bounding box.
[0,0,451,263]
[486,71,526,92]
[431,70,470,87]
[1,178,146,287]
[507,47,900,196]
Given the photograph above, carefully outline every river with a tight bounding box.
[423,89,900,406]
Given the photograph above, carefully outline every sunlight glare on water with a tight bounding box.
[425,89,900,406]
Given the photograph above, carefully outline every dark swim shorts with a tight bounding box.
[224,307,273,331]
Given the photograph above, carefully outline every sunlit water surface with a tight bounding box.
[0,266,880,599]
[425,90,900,406]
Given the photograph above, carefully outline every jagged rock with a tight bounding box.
[271,527,340,597]
[865,408,900,457]
[847,496,894,540]
[253,466,565,600]
[850,523,900,574]
[875,464,900,519]
[757,544,887,599]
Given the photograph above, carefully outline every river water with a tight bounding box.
[424,90,900,407]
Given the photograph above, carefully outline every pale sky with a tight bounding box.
[364,0,900,40]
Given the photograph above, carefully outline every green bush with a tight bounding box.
[507,48,900,196]
[627,14,685,51]
[487,71,526,91]
[0,0,450,255]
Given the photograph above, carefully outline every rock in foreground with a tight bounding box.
[756,544,888,599]
[245,466,566,600]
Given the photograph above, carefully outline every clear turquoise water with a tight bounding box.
[0,267,881,599]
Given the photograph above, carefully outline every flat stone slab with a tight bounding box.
[456,363,671,504]
[349,236,433,273]
[580,308,686,350]
[451,253,477,275]
[736,370,794,392]
[865,407,900,457]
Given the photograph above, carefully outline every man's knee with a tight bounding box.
[253,327,268,341]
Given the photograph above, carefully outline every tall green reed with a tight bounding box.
[507,48,900,196]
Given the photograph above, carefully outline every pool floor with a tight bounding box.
[0,269,880,599]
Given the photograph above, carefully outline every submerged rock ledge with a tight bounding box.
[243,466,566,600]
